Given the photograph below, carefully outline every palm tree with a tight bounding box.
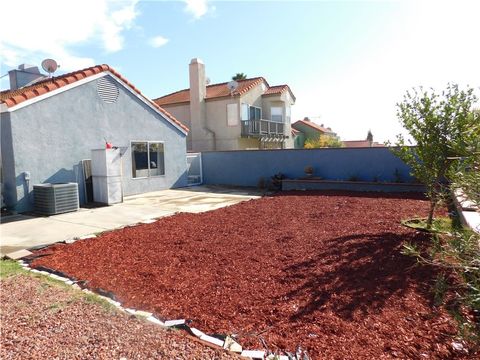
[232,73,247,81]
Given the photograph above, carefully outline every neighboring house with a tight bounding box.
[343,132,385,148]
[342,140,385,148]
[1,64,189,213]
[291,128,304,149]
[154,58,296,152]
[291,118,337,148]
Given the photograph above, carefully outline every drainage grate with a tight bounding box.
[97,77,119,103]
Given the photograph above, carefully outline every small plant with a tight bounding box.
[304,166,314,177]
[393,168,402,183]
[270,173,285,191]
[257,177,266,190]
[402,227,480,343]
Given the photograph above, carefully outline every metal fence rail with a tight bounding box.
[186,153,202,186]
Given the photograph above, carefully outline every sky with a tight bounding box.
[1,0,479,143]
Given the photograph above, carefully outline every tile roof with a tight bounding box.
[154,77,266,106]
[343,140,385,148]
[0,64,189,133]
[291,128,300,135]
[292,119,334,134]
[262,84,296,101]
[154,77,296,106]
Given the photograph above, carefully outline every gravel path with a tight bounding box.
[0,274,237,359]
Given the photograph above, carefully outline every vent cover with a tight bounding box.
[97,77,119,103]
[34,183,79,215]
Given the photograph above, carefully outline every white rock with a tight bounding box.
[164,319,185,326]
[79,234,96,240]
[49,274,69,282]
[146,316,165,326]
[125,308,137,315]
[4,249,33,260]
[241,350,265,359]
[190,327,206,338]
[452,342,466,352]
[224,336,242,353]
[199,334,224,347]
[141,219,156,224]
[135,310,153,317]
[266,355,288,360]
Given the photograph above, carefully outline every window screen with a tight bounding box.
[132,142,165,178]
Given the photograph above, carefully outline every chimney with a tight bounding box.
[8,64,46,90]
[189,58,214,151]
[303,117,310,122]
[189,58,206,106]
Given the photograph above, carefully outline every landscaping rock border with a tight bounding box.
[452,189,480,235]
[15,257,288,360]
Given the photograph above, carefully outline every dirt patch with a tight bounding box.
[31,191,475,359]
[0,275,237,359]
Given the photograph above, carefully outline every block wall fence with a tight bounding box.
[200,147,415,187]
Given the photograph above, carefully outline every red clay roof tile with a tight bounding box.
[261,84,296,101]
[342,140,385,148]
[0,64,188,133]
[292,119,334,134]
[154,77,272,106]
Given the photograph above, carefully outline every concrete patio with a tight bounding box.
[0,186,260,256]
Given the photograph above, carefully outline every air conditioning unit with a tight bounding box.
[34,183,79,215]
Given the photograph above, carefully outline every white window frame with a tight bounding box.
[131,140,166,179]
[241,103,249,121]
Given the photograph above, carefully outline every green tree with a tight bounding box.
[232,73,247,81]
[304,134,343,148]
[366,130,373,143]
[394,83,478,227]
[450,109,480,206]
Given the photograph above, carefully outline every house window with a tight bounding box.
[132,141,165,178]
[271,107,283,122]
[249,106,261,121]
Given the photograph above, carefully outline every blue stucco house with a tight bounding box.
[0,64,189,213]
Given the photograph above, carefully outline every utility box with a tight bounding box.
[91,148,123,205]
[34,183,79,215]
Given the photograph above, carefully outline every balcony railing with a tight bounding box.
[241,119,285,137]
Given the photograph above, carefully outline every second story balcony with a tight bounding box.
[241,119,285,137]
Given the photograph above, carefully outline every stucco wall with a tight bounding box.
[159,81,294,151]
[201,147,415,186]
[205,97,241,150]
[2,75,187,213]
[160,103,192,150]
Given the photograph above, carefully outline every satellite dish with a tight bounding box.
[227,80,239,94]
[205,77,211,85]
[41,58,58,76]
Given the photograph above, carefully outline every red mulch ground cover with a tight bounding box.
[31,191,475,359]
